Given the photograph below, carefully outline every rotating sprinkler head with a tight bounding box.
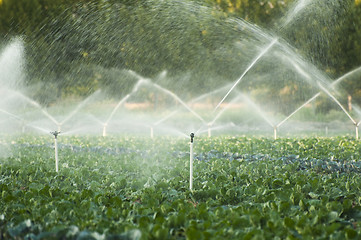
[190,132,195,143]
[50,131,61,139]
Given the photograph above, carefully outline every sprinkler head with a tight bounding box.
[190,132,195,143]
[50,131,61,139]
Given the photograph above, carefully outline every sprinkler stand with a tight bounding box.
[50,131,60,172]
[190,132,194,190]
[325,126,328,136]
[356,123,359,140]
[207,123,212,138]
[150,126,154,138]
[273,126,277,140]
[102,123,107,137]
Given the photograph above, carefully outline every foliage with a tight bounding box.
[0,0,361,107]
[1,135,361,239]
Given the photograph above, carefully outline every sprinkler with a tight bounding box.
[207,123,212,138]
[355,122,360,140]
[150,126,154,138]
[102,123,107,137]
[189,132,195,190]
[325,126,328,137]
[273,126,277,140]
[57,124,62,133]
[50,131,60,172]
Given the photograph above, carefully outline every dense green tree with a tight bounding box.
[0,0,361,109]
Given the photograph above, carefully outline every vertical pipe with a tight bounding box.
[325,126,328,137]
[51,131,60,172]
[150,127,154,138]
[54,136,58,172]
[102,124,107,137]
[208,127,211,138]
[356,125,359,140]
[190,133,194,190]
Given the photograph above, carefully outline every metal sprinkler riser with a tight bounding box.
[50,131,60,139]
[189,132,195,190]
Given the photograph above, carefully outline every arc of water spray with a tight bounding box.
[0,108,56,133]
[153,111,178,126]
[101,79,149,136]
[214,38,278,111]
[208,95,243,127]
[196,95,243,137]
[0,109,24,122]
[330,66,361,89]
[13,90,60,127]
[105,94,131,125]
[240,94,275,128]
[280,0,312,29]
[151,82,207,124]
[276,93,320,129]
[153,83,233,127]
[128,70,208,124]
[197,122,235,135]
[276,67,361,130]
[276,81,356,137]
[59,89,101,126]
[239,93,278,139]
[317,82,356,125]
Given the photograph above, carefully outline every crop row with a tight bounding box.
[0,135,361,239]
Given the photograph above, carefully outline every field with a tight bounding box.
[1,134,361,239]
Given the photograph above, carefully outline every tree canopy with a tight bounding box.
[0,0,360,110]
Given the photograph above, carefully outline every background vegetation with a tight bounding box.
[0,0,360,109]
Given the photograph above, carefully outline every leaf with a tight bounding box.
[308,192,319,199]
[186,227,204,240]
[284,217,295,229]
[152,224,168,239]
[345,228,357,239]
[29,182,45,192]
[76,231,105,240]
[120,229,142,240]
[8,219,32,237]
[328,211,339,223]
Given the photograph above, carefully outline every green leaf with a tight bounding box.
[308,192,319,199]
[284,217,295,229]
[345,228,357,239]
[8,219,32,238]
[328,211,339,223]
[29,182,45,192]
[186,227,204,240]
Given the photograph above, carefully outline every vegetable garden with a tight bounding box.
[1,135,361,239]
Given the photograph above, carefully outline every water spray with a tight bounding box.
[214,38,278,111]
[189,132,194,190]
[276,67,361,133]
[150,126,154,138]
[317,82,358,139]
[50,131,60,172]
